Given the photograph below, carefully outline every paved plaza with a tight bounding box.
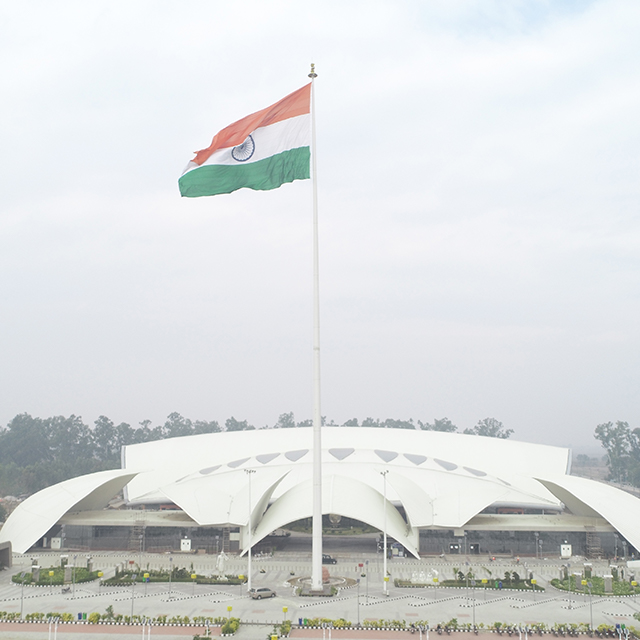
[1,544,638,639]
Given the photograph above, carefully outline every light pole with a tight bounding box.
[245,468,256,592]
[49,616,60,640]
[471,579,476,628]
[588,581,594,631]
[531,578,537,601]
[20,571,26,618]
[381,470,389,596]
[131,573,137,619]
[72,554,77,599]
[535,533,539,561]
[365,560,369,601]
[356,578,361,626]
[168,556,173,599]
[465,562,470,606]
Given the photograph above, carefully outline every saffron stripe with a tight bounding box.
[192,84,311,166]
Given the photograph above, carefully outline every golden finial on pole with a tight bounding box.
[308,63,317,79]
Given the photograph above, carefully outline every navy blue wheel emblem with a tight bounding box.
[231,134,255,162]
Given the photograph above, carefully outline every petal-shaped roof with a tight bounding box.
[536,474,640,551]
[160,467,289,526]
[0,469,138,554]
[4,428,640,559]
[121,428,570,505]
[247,473,419,557]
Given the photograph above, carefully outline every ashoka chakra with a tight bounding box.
[231,134,255,162]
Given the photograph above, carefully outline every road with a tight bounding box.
[1,545,637,636]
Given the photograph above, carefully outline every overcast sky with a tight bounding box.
[1,0,638,453]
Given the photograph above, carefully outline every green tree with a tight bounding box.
[594,421,635,483]
[418,417,458,432]
[225,417,255,431]
[193,419,221,434]
[382,418,414,430]
[163,412,194,438]
[92,416,119,463]
[0,501,6,522]
[464,417,513,439]
[274,412,296,429]
[0,414,50,466]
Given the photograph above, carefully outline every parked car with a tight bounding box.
[322,554,337,564]
[249,587,276,599]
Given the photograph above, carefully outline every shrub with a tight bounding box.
[279,619,291,636]
[88,612,100,624]
[221,617,240,635]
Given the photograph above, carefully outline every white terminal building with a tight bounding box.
[1,428,638,560]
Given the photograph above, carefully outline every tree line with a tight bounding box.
[0,412,511,498]
[594,421,640,486]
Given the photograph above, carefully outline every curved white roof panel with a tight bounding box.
[122,427,569,506]
[0,469,138,554]
[4,428,639,557]
[536,474,640,552]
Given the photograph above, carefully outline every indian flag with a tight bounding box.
[179,84,311,197]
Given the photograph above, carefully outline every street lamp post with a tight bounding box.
[168,556,173,599]
[356,578,360,626]
[381,470,389,596]
[20,572,26,618]
[365,560,369,601]
[465,562,470,606]
[535,533,539,561]
[131,573,137,619]
[245,468,256,592]
[588,581,594,631]
[72,555,77,599]
[471,579,476,628]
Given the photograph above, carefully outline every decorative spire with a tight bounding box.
[308,63,317,79]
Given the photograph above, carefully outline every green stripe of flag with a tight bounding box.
[179,146,310,198]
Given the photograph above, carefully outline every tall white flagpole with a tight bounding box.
[309,63,323,592]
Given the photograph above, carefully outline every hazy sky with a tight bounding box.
[1,0,638,453]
